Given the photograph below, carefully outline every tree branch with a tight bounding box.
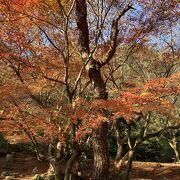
[142,125,180,141]
[72,61,90,93]
[36,24,65,59]
[75,0,90,56]
[43,75,66,85]
[99,4,134,67]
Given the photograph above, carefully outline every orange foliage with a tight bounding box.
[71,73,179,140]
[0,0,179,144]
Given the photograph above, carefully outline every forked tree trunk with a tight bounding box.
[116,151,129,170]
[75,1,132,178]
[75,1,110,179]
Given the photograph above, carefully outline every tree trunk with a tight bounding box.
[75,0,127,178]
[116,151,129,170]
[114,118,127,164]
[119,150,134,180]
[116,141,123,163]
[48,157,63,180]
[64,147,78,180]
[47,140,64,179]
[173,147,180,163]
[92,122,109,180]
[124,150,134,180]
[87,62,109,179]
[169,139,180,162]
[75,1,110,178]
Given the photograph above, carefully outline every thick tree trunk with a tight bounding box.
[75,1,132,179]
[92,122,109,180]
[75,1,110,179]
[88,63,110,179]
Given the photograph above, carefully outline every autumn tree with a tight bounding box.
[0,0,180,179]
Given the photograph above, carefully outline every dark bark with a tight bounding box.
[114,118,127,163]
[92,122,109,180]
[75,0,90,54]
[75,1,133,179]
[88,62,109,180]
[64,142,80,180]
[88,61,108,99]
[64,148,78,180]
[75,1,109,179]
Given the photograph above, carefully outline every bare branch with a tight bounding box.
[73,57,91,93]
[95,0,114,45]
[99,4,134,67]
[19,11,64,32]
[36,24,65,59]
[56,0,67,17]
[67,0,76,17]
[142,125,180,141]
[43,75,66,85]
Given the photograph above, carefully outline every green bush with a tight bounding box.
[134,138,174,162]
[135,140,162,162]
[0,133,7,154]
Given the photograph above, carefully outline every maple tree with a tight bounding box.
[0,0,180,179]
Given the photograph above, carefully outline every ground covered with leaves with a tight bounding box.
[0,154,180,180]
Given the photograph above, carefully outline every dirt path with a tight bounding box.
[0,154,48,179]
[0,154,180,179]
[131,161,180,180]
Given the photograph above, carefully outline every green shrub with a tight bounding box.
[0,133,7,154]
